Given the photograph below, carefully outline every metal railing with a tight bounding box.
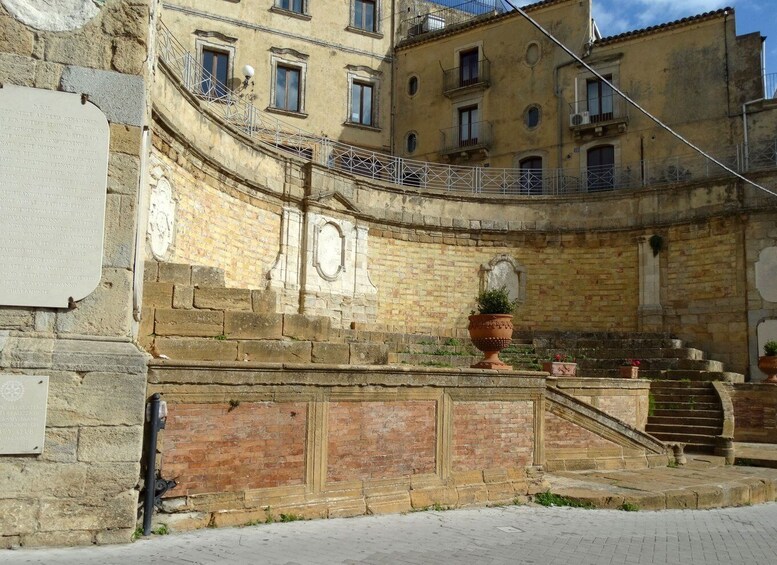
[440,121,493,154]
[405,0,506,39]
[443,59,491,94]
[156,23,777,197]
[569,90,629,127]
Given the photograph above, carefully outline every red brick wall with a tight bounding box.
[730,385,777,442]
[327,401,436,483]
[544,412,618,449]
[452,401,534,471]
[161,402,308,495]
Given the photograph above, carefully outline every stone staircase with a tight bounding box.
[645,381,724,454]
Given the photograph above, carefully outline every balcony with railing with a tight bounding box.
[404,0,506,40]
[157,23,777,197]
[568,89,629,137]
[439,120,492,158]
[443,59,491,96]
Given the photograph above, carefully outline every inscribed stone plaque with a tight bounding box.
[0,375,49,454]
[0,85,108,307]
[755,247,777,303]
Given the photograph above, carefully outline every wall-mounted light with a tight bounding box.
[242,64,255,88]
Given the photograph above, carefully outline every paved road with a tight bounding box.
[4,503,777,565]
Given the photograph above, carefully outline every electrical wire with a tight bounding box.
[502,0,777,198]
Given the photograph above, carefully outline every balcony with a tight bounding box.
[443,59,491,97]
[765,72,777,99]
[568,90,629,138]
[404,0,505,40]
[439,120,492,160]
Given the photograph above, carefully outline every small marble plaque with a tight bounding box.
[0,85,108,307]
[0,375,49,455]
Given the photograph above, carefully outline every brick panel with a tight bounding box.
[597,396,638,428]
[327,401,436,483]
[544,412,618,449]
[730,386,777,442]
[452,401,534,472]
[161,402,307,495]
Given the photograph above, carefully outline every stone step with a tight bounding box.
[150,336,388,365]
[540,337,682,349]
[402,344,477,355]
[660,371,745,383]
[645,423,721,436]
[647,431,718,446]
[551,347,704,360]
[648,415,722,427]
[579,359,723,371]
[652,408,722,418]
[388,353,481,368]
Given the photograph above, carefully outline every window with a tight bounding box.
[408,76,418,96]
[525,106,540,129]
[459,49,479,87]
[406,132,417,154]
[519,156,543,195]
[277,0,304,13]
[353,0,376,32]
[274,65,301,112]
[587,75,613,121]
[200,47,229,99]
[587,145,615,191]
[350,81,374,126]
[458,106,479,146]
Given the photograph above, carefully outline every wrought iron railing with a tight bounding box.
[440,120,493,154]
[156,23,776,197]
[405,0,506,39]
[568,90,629,126]
[443,59,491,94]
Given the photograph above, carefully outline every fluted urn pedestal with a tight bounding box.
[468,314,513,371]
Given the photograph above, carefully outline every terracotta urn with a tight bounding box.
[619,366,639,379]
[758,355,777,384]
[542,361,577,377]
[468,314,513,370]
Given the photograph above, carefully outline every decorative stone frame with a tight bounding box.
[194,36,236,92]
[345,65,381,130]
[347,0,383,37]
[313,219,346,282]
[479,254,527,304]
[268,47,309,118]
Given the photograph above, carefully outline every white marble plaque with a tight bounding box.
[0,375,49,454]
[0,85,108,307]
[755,247,777,303]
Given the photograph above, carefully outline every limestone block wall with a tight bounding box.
[0,0,152,548]
[146,363,663,531]
[150,52,777,375]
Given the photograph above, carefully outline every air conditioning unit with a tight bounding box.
[422,15,445,32]
[569,111,590,127]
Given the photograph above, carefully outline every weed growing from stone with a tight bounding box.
[131,527,144,541]
[153,524,170,535]
[533,491,593,509]
[214,334,228,340]
[279,513,304,522]
[620,502,640,512]
[444,338,461,347]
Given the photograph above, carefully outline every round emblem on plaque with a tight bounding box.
[1,380,25,402]
[0,0,102,32]
[148,177,176,260]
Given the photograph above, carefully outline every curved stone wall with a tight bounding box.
[150,60,777,374]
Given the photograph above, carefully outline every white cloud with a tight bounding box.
[592,0,733,36]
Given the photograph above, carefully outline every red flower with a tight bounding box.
[554,353,562,361]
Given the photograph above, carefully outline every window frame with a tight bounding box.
[459,48,479,88]
[274,64,302,113]
[195,40,234,101]
[269,52,308,118]
[586,74,614,121]
[519,156,543,195]
[350,81,374,126]
[275,0,306,15]
[345,69,381,130]
[348,0,381,36]
[458,105,479,146]
[586,144,616,192]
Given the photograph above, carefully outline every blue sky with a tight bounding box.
[592,0,775,75]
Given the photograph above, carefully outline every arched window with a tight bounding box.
[406,132,417,154]
[587,145,615,191]
[519,156,543,195]
[408,76,418,96]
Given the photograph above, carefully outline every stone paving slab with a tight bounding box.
[547,455,777,510]
[735,442,777,468]
[3,503,777,564]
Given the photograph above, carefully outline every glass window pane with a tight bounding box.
[362,85,372,124]
[365,2,375,30]
[351,83,361,122]
[276,67,287,108]
[587,80,599,114]
[355,1,363,28]
[288,69,299,111]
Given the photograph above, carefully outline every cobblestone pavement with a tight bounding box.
[5,503,777,565]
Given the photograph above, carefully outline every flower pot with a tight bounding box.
[758,355,777,384]
[542,361,577,377]
[619,366,639,379]
[468,314,513,370]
